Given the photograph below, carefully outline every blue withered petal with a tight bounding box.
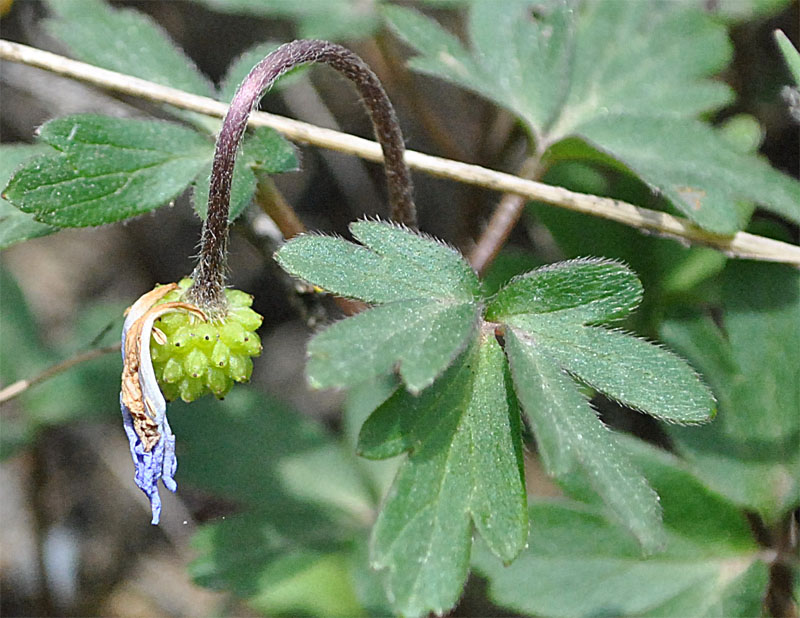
[120,284,205,524]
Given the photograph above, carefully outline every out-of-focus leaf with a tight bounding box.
[474,437,766,617]
[43,0,220,130]
[718,114,764,154]
[342,376,400,497]
[527,160,728,324]
[358,336,527,617]
[690,0,794,22]
[572,115,800,231]
[0,145,57,249]
[0,268,50,390]
[385,0,732,130]
[660,261,800,522]
[775,30,800,86]
[386,0,800,232]
[44,0,214,96]
[0,269,122,457]
[173,388,386,615]
[4,115,211,227]
[383,1,575,135]
[193,0,381,40]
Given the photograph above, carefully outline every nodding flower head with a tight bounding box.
[120,281,263,524]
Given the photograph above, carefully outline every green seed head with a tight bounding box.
[150,278,263,402]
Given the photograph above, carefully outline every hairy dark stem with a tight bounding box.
[188,39,416,310]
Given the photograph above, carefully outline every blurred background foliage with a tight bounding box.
[0,0,798,616]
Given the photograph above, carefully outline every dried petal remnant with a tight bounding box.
[120,284,206,524]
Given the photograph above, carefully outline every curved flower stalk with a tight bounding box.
[119,39,413,523]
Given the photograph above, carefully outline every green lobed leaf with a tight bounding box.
[486,257,642,324]
[488,259,714,424]
[277,221,481,392]
[509,321,715,424]
[276,220,480,304]
[360,335,527,617]
[4,115,211,227]
[44,0,214,97]
[660,261,800,520]
[0,145,57,249]
[387,0,800,232]
[307,299,478,394]
[503,329,665,551]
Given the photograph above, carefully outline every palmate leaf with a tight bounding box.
[488,258,715,425]
[384,0,800,233]
[276,222,715,616]
[275,220,482,393]
[358,335,527,617]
